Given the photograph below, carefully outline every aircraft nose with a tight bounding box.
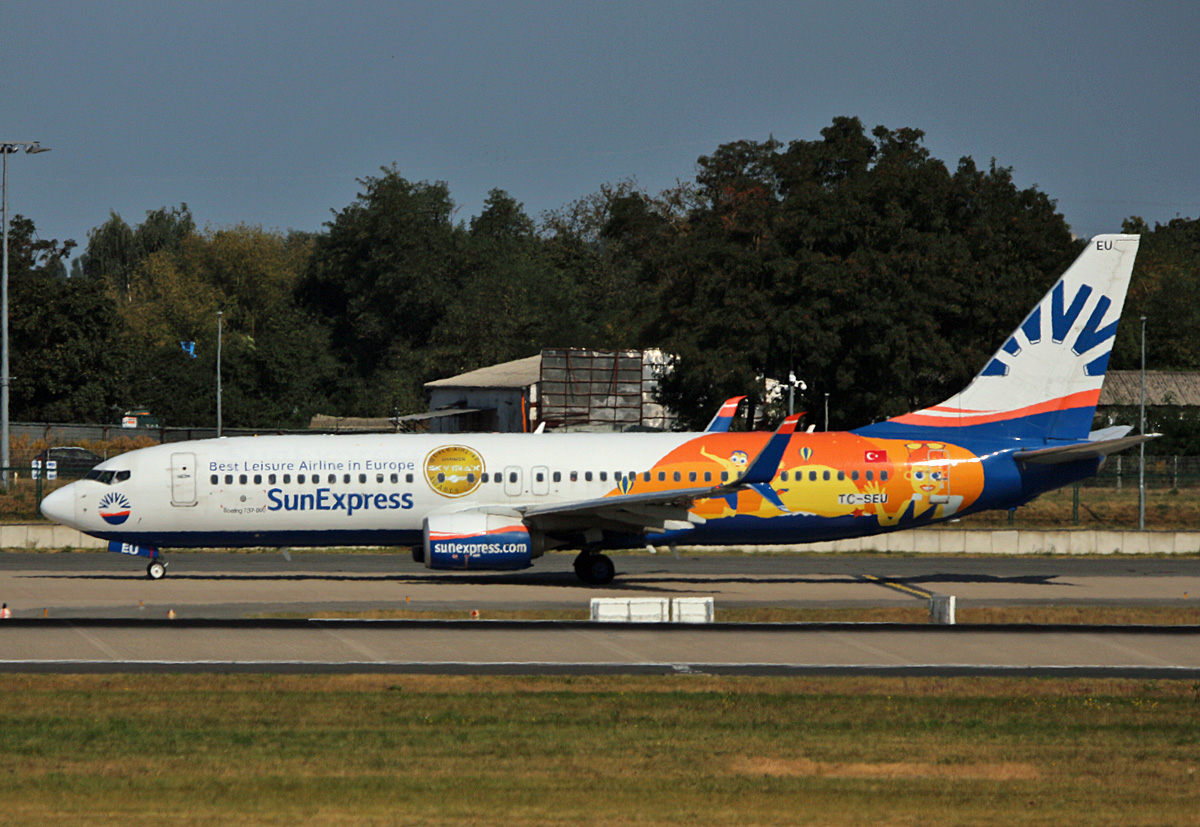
[40,484,76,526]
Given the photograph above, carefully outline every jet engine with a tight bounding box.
[423,513,534,570]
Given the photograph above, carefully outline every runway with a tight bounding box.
[2,551,1199,676]
[3,550,1199,618]
[2,618,1199,677]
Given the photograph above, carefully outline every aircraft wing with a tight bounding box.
[517,413,803,536]
[1013,433,1159,465]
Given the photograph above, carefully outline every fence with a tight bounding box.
[1089,454,1200,490]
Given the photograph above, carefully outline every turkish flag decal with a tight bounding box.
[864,450,888,463]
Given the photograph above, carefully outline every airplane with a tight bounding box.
[41,234,1149,585]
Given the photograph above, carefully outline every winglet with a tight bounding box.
[733,413,802,486]
[705,396,745,432]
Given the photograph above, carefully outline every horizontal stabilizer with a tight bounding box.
[1089,425,1133,441]
[1013,434,1159,465]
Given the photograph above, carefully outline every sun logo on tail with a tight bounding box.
[983,282,1119,379]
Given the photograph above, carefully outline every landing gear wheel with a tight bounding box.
[573,552,616,585]
[147,561,166,580]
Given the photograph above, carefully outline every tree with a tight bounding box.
[635,118,1079,429]
[1111,216,1200,371]
[297,168,468,414]
[5,216,124,422]
[76,204,194,296]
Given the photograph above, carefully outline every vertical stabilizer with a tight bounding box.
[858,234,1140,442]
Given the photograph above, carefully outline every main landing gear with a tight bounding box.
[573,551,615,585]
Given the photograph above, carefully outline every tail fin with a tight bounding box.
[705,396,745,432]
[857,234,1140,442]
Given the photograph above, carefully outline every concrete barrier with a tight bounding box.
[681,527,1200,556]
[0,524,107,550]
[2,523,1198,555]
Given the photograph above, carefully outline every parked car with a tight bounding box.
[33,447,103,478]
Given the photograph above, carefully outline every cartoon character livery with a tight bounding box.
[41,235,1148,584]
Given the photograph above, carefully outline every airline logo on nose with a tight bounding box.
[98,492,131,525]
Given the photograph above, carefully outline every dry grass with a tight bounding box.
[0,674,1197,825]
[266,605,1200,625]
[959,484,1200,530]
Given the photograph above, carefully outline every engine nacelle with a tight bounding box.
[424,513,533,571]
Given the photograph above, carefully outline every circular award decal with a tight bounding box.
[424,445,485,498]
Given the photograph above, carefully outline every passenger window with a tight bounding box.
[881,471,889,481]
[585,472,593,482]
[535,471,544,482]
[673,472,681,482]
[721,472,729,482]
[254,474,262,485]
[391,473,398,484]
[780,471,789,482]
[553,471,561,483]
[438,473,446,483]
[658,472,666,481]
[376,473,384,483]
[406,473,414,483]
[225,474,233,485]
[239,474,247,485]
[823,471,830,481]
[851,470,859,481]
[268,474,276,485]
[509,471,518,483]
[359,473,367,484]
[865,471,873,481]
[599,472,607,482]
[343,474,351,484]
[837,471,845,481]
[481,472,489,483]
[643,472,651,482]
[570,471,578,482]
[328,474,336,484]
[705,471,712,482]
[210,474,218,485]
[809,471,817,481]
[468,473,476,483]
[615,472,623,481]
[689,471,697,482]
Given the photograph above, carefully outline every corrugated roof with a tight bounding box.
[1099,371,1200,406]
[424,354,542,389]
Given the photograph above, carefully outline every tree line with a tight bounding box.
[8,117,1199,444]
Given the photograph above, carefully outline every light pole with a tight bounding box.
[1139,315,1146,530]
[1,141,51,488]
[216,310,223,437]
[824,392,830,432]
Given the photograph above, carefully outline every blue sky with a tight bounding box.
[4,1,1198,257]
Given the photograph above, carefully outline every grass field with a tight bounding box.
[0,674,1197,826]
[286,605,1200,624]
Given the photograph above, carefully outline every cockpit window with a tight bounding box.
[115,470,131,482]
[84,469,130,485]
